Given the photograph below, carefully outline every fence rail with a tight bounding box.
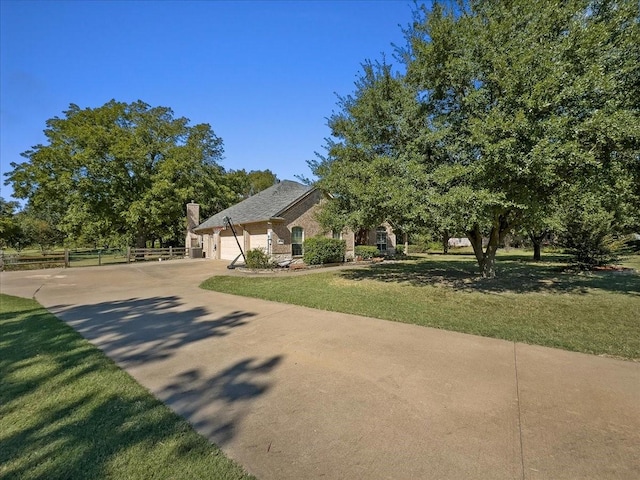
[129,247,186,261]
[1,247,189,271]
[0,252,68,271]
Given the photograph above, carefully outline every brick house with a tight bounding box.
[190,180,396,262]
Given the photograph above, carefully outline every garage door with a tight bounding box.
[249,233,268,253]
[220,229,243,261]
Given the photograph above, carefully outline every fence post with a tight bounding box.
[98,250,102,266]
[169,246,172,258]
[127,247,131,263]
[64,249,70,268]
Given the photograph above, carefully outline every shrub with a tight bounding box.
[622,234,640,253]
[558,196,621,270]
[245,248,273,269]
[408,233,435,253]
[407,244,428,254]
[354,245,379,260]
[303,237,346,265]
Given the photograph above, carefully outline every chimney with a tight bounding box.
[186,202,200,233]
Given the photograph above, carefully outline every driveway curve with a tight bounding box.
[2,259,638,479]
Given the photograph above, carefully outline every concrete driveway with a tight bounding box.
[2,259,639,479]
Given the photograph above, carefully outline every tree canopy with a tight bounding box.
[6,100,237,247]
[311,0,639,276]
[226,169,279,200]
[0,198,22,250]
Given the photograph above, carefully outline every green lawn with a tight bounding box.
[0,294,254,480]
[201,251,640,360]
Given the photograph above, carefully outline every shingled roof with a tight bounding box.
[194,180,314,232]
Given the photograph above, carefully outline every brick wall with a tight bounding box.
[364,223,397,254]
[271,190,332,260]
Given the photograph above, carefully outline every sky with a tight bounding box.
[1,0,418,203]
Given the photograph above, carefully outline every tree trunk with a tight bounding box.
[482,245,499,278]
[528,231,546,261]
[467,224,486,273]
[442,229,450,254]
[467,215,510,278]
[135,236,146,248]
[532,241,541,261]
[135,222,148,249]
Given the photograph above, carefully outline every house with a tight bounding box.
[189,180,397,262]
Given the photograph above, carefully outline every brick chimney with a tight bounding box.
[186,201,200,233]
[186,202,201,250]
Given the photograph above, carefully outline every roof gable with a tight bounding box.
[195,180,314,231]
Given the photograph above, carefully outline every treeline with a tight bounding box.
[2,100,277,250]
[311,0,640,276]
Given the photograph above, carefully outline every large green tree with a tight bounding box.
[409,0,639,275]
[310,60,432,239]
[16,207,65,253]
[0,198,22,250]
[226,169,278,200]
[6,100,236,247]
[314,0,639,277]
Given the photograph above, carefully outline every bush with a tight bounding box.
[354,245,379,260]
[407,244,428,254]
[622,235,640,253]
[407,233,435,253]
[303,237,346,265]
[558,196,621,270]
[245,248,273,269]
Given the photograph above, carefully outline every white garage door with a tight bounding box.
[249,233,268,253]
[220,229,243,261]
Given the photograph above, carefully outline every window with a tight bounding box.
[291,227,304,256]
[376,227,387,252]
[332,230,342,240]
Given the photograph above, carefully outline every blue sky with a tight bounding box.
[1,0,418,202]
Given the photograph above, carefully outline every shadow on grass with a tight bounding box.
[48,296,256,367]
[1,297,268,479]
[342,255,640,295]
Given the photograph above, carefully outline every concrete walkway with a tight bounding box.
[1,259,638,479]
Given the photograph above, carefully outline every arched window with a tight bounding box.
[291,227,304,256]
[376,226,387,252]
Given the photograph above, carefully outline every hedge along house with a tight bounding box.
[190,180,397,262]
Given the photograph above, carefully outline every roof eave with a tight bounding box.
[194,216,286,233]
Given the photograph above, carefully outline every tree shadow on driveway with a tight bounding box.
[49,296,256,367]
[158,356,284,447]
[1,298,262,480]
[46,296,280,447]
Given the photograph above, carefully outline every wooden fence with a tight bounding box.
[0,252,68,271]
[128,247,186,262]
[1,247,188,271]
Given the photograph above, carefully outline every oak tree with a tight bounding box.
[6,100,235,247]
[314,0,639,276]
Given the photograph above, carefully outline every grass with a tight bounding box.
[201,251,640,360]
[68,251,129,267]
[0,294,254,480]
[1,249,128,270]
